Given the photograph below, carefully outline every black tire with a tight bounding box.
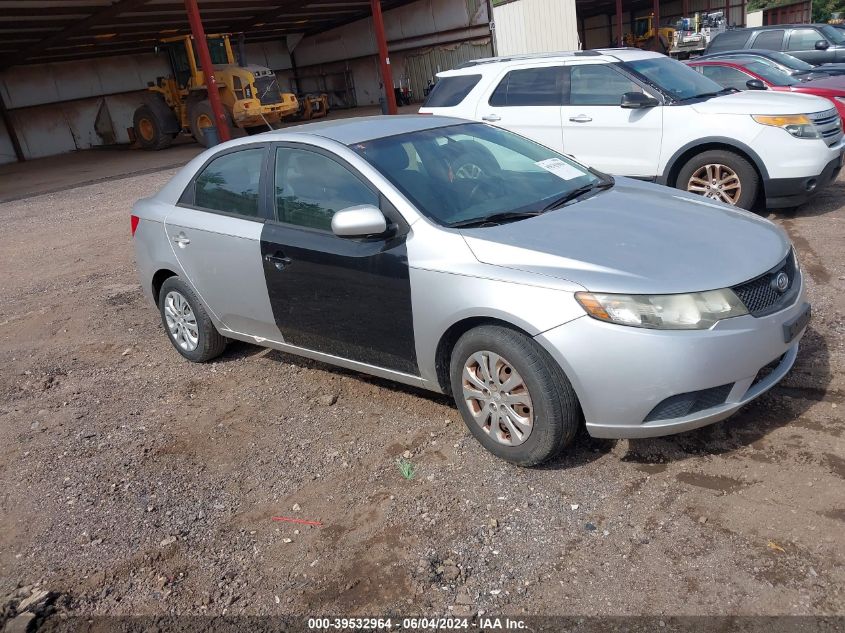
[449,325,581,467]
[675,149,759,210]
[133,104,173,151]
[189,100,232,148]
[158,277,226,363]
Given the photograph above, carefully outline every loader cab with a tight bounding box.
[157,34,235,89]
[633,16,653,39]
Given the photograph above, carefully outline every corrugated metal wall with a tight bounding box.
[493,0,581,55]
[399,40,493,101]
[0,0,492,164]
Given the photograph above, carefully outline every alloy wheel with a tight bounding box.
[687,163,742,205]
[163,290,199,352]
[462,351,534,446]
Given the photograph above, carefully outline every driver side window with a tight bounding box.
[274,147,378,231]
[569,65,642,106]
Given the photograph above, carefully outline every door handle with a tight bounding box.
[172,233,190,247]
[482,114,501,122]
[569,115,592,123]
[264,252,292,271]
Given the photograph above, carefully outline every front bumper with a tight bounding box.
[535,282,809,439]
[765,151,843,208]
[232,97,299,127]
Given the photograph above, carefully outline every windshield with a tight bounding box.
[820,25,845,45]
[728,58,800,85]
[623,57,725,100]
[353,123,601,227]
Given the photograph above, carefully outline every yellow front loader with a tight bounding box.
[133,33,298,150]
[624,15,674,54]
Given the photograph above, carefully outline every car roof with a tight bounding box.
[701,49,780,57]
[688,59,750,68]
[441,47,663,75]
[257,115,470,145]
[720,23,831,31]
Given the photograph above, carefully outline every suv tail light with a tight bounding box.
[131,214,140,237]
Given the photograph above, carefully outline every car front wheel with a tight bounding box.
[677,149,759,209]
[449,325,580,466]
[158,277,226,362]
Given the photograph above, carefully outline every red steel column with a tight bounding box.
[371,0,397,115]
[653,0,660,46]
[616,0,624,46]
[725,0,730,25]
[184,0,231,141]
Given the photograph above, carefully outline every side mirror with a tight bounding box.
[331,205,388,238]
[746,78,767,90]
[620,91,659,109]
[815,39,830,50]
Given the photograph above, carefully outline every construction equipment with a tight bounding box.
[132,33,298,150]
[290,93,330,121]
[625,15,675,55]
[672,12,727,56]
[625,12,725,59]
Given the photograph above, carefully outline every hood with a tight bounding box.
[795,75,845,92]
[690,89,834,115]
[461,178,789,295]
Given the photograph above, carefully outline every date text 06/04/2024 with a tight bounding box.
[306,617,528,630]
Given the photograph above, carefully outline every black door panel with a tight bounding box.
[260,223,418,375]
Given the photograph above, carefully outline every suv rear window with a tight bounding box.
[708,30,752,52]
[422,74,481,107]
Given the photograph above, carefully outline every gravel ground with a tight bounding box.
[0,166,843,626]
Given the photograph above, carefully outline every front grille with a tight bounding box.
[255,75,282,105]
[810,108,843,147]
[731,250,798,317]
[644,384,733,422]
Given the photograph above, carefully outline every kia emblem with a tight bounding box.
[772,272,789,293]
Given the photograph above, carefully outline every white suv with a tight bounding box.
[420,48,845,209]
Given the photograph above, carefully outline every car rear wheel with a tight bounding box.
[158,277,226,362]
[449,325,580,466]
[677,149,759,209]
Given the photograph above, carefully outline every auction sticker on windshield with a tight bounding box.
[535,158,584,180]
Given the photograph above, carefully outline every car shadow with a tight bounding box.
[761,173,843,219]
[620,325,831,466]
[212,328,830,470]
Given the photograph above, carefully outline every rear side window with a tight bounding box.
[788,28,821,51]
[708,30,752,52]
[422,74,481,107]
[193,148,264,218]
[488,66,568,106]
[752,30,785,50]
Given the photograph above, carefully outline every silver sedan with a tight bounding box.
[132,115,810,466]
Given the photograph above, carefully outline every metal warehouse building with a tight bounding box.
[0,0,748,165]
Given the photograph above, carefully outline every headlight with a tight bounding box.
[574,289,748,330]
[752,114,820,139]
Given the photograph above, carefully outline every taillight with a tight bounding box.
[131,215,140,237]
